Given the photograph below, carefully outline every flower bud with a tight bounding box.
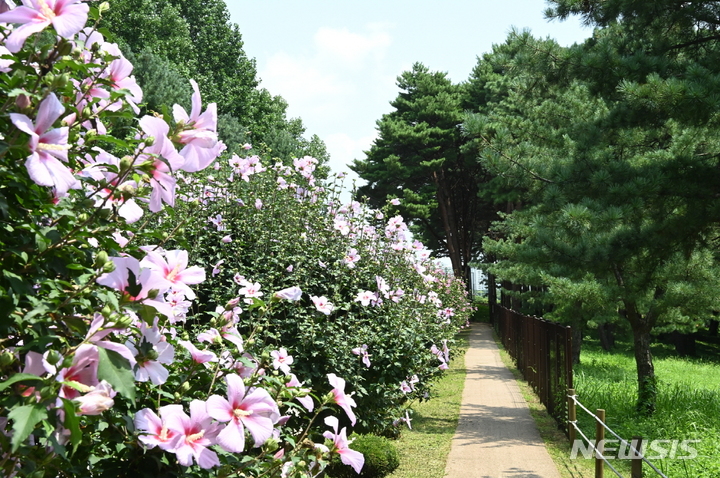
[225,298,240,310]
[100,305,112,317]
[118,183,136,200]
[57,41,73,58]
[179,382,191,393]
[0,350,15,368]
[111,314,134,329]
[55,73,70,88]
[119,156,134,172]
[15,94,31,110]
[103,260,116,273]
[263,438,279,452]
[45,349,63,366]
[99,1,110,13]
[94,251,109,268]
[77,213,89,222]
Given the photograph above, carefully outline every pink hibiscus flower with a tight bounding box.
[327,373,357,426]
[311,295,334,315]
[172,79,223,172]
[270,348,293,374]
[351,344,371,368]
[163,400,221,469]
[140,249,205,300]
[134,404,184,451]
[0,0,89,53]
[10,93,79,194]
[57,344,99,400]
[178,340,217,365]
[206,373,280,453]
[323,416,364,474]
[286,373,314,411]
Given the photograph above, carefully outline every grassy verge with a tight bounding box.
[386,327,471,478]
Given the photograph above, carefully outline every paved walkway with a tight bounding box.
[444,323,562,478]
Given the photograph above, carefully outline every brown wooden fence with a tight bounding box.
[491,303,573,432]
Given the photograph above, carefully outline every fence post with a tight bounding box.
[567,388,576,443]
[595,409,605,478]
[631,436,643,478]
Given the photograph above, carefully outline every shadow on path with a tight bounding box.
[443,324,561,478]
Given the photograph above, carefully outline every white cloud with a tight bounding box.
[314,26,392,68]
[324,131,377,175]
[261,51,351,103]
[256,24,396,175]
[323,131,378,203]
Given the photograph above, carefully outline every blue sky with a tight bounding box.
[227,1,592,179]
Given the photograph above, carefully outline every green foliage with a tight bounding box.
[124,48,191,113]
[326,434,400,478]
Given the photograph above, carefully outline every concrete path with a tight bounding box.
[444,323,562,478]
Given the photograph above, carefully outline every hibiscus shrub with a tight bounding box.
[161,151,474,434]
[0,4,369,478]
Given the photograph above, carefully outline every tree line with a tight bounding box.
[351,0,720,415]
[89,0,329,163]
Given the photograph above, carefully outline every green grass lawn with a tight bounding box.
[385,327,470,478]
[571,337,720,478]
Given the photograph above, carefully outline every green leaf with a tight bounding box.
[60,398,82,454]
[2,270,32,296]
[97,347,136,404]
[35,233,48,253]
[8,403,47,452]
[0,373,44,392]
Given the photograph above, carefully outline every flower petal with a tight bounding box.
[216,420,245,453]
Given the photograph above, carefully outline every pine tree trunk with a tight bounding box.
[598,322,615,351]
[571,318,582,365]
[433,170,464,281]
[614,265,657,415]
[627,304,656,415]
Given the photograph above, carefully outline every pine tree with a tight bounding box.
[352,63,494,284]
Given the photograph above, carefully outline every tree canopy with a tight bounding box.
[462,1,720,414]
[90,0,329,163]
[352,63,496,284]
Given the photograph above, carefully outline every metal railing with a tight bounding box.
[568,389,669,478]
[492,304,573,431]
